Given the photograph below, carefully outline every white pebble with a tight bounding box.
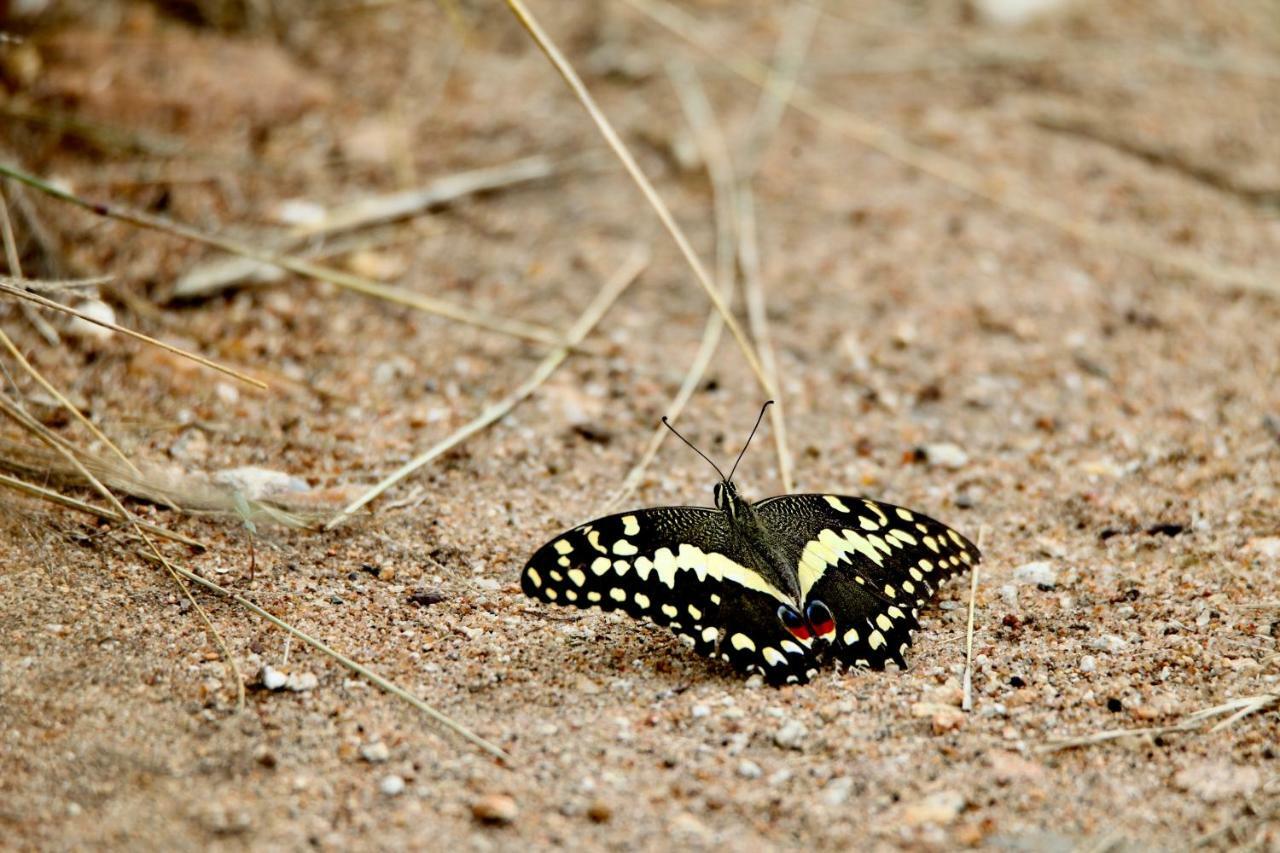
[773,720,808,750]
[1080,655,1097,673]
[999,584,1019,609]
[360,741,390,763]
[737,760,763,780]
[1012,561,1057,587]
[1088,635,1126,654]
[379,774,406,797]
[260,665,287,691]
[823,776,855,806]
[68,298,116,341]
[285,672,318,692]
[690,704,711,719]
[924,442,969,469]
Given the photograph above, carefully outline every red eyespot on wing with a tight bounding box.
[786,624,813,641]
[811,615,836,639]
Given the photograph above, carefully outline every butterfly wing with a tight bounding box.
[522,507,820,684]
[753,494,981,670]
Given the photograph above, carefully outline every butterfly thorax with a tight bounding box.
[713,481,802,601]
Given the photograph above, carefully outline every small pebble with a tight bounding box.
[773,719,808,750]
[737,760,763,779]
[1012,561,1057,587]
[823,776,855,806]
[472,794,519,825]
[379,775,405,797]
[1088,634,1126,654]
[285,672,318,692]
[923,442,970,469]
[360,741,390,763]
[260,665,287,691]
[1080,655,1097,673]
[902,790,966,826]
[690,704,711,719]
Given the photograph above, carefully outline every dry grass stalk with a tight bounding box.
[0,162,572,349]
[328,246,651,528]
[961,525,986,712]
[605,61,737,512]
[623,0,1279,298]
[501,0,777,399]
[173,155,558,299]
[0,471,204,548]
[1,277,268,389]
[1040,691,1280,752]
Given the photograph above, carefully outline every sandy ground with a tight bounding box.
[1,0,1278,849]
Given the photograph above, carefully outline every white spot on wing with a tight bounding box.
[526,568,541,587]
[554,539,573,555]
[568,569,586,587]
[613,539,638,556]
[823,495,851,513]
[730,633,756,652]
[622,515,640,536]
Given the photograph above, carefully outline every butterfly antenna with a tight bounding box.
[727,400,774,483]
[661,416,727,481]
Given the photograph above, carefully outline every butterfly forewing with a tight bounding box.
[753,494,981,670]
[521,506,820,684]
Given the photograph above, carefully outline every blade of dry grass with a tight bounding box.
[0,471,205,548]
[0,161,573,349]
[961,525,986,712]
[623,0,1280,298]
[328,246,651,528]
[140,551,513,763]
[501,0,777,399]
[605,62,738,512]
[173,155,558,299]
[1040,691,1280,752]
[0,277,268,390]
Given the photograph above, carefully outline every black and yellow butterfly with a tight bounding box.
[521,405,980,685]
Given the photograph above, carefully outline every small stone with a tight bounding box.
[912,701,966,733]
[260,665,287,691]
[999,584,1019,609]
[472,794,518,825]
[586,800,613,823]
[823,776,855,806]
[360,741,390,763]
[1080,655,1097,673]
[272,198,326,227]
[285,672,318,692]
[1089,634,1127,654]
[690,704,711,719]
[773,719,808,750]
[1013,561,1057,587]
[67,298,116,341]
[923,442,969,469]
[737,760,763,779]
[902,790,966,826]
[379,774,405,797]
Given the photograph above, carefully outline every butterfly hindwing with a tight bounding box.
[521,507,819,684]
[753,494,981,670]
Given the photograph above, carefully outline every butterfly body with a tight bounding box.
[522,479,980,685]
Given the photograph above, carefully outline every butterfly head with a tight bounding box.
[777,600,837,644]
[713,479,748,520]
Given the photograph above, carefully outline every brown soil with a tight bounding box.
[1,1,1278,850]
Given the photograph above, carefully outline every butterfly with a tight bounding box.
[520,404,980,685]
